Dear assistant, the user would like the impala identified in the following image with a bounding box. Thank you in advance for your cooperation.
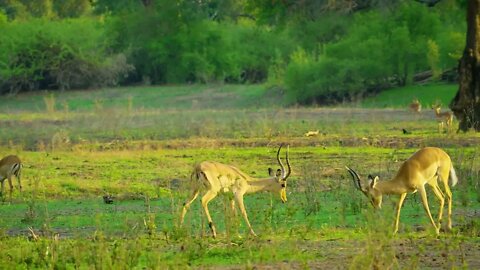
[0,155,23,200]
[346,147,458,234]
[180,144,291,238]
[409,98,422,113]
[304,130,320,137]
[431,104,454,133]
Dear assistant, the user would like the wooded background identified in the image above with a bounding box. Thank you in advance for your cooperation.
[0,0,467,105]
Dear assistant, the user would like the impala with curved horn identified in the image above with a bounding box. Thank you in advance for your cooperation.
[346,147,458,234]
[180,144,291,238]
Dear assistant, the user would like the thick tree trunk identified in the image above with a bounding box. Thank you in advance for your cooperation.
[450,0,480,132]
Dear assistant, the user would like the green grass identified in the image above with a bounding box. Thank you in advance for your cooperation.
[361,83,457,108]
[0,83,479,269]
[0,145,478,268]
[0,83,458,113]
[2,104,478,149]
[0,84,280,113]
[0,83,461,148]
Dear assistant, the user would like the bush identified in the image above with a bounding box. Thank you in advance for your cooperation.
[284,49,362,104]
[0,18,132,94]
[106,2,295,85]
[283,2,465,104]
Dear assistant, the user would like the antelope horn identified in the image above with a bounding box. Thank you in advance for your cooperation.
[277,144,286,179]
[345,166,362,191]
[283,145,291,180]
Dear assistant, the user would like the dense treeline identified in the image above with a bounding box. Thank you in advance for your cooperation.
[0,0,465,104]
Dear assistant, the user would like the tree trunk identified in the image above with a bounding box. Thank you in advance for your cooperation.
[450,0,480,132]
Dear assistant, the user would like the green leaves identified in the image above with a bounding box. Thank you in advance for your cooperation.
[0,18,133,93]
[283,2,465,104]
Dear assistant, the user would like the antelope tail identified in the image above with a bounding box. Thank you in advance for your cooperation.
[450,165,458,187]
[11,163,22,178]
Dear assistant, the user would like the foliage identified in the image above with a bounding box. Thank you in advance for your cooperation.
[0,0,91,19]
[106,2,294,84]
[0,0,468,104]
[0,18,132,94]
[284,2,465,104]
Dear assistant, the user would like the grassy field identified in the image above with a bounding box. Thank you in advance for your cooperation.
[361,83,457,108]
[0,84,281,113]
[0,84,479,269]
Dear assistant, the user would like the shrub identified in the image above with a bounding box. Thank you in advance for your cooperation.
[106,2,294,85]
[0,18,132,94]
[282,2,464,104]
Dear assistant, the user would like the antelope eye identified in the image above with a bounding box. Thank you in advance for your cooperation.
[281,183,286,188]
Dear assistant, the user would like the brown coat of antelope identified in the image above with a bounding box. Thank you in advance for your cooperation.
[180,144,291,238]
[431,104,454,133]
[0,155,23,200]
[409,98,422,113]
[346,147,458,235]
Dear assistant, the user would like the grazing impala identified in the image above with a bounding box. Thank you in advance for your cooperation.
[180,144,291,238]
[304,130,320,137]
[409,98,422,113]
[431,104,454,133]
[0,155,22,200]
[346,147,457,234]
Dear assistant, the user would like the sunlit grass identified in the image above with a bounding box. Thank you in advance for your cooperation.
[361,83,457,108]
[0,84,278,113]
[0,84,478,268]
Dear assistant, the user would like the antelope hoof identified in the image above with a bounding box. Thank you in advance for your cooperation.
[208,222,217,238]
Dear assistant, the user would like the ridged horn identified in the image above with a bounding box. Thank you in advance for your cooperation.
[283,145,291,180]
[277,144,285,179]
[345,166,363,191]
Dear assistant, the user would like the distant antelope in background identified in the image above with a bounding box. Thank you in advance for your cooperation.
[0,155,22,201]
[304,130,320,137]
[180,144,291,238]
[431,103,454,133]
[409,98,422,113]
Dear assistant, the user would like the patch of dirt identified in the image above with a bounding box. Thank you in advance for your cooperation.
[65,135,480,152]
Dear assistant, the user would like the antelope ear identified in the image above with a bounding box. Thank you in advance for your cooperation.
[369,175,379,189]
[276,169,282,177]
[268,168,274,177]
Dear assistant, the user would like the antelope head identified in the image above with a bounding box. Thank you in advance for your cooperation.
[268,144,291,203]
[430,101,442,113]
[345,166,382,209]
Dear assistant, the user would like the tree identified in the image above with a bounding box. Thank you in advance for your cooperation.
[449,0,480,131]
[54,0,91,18]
